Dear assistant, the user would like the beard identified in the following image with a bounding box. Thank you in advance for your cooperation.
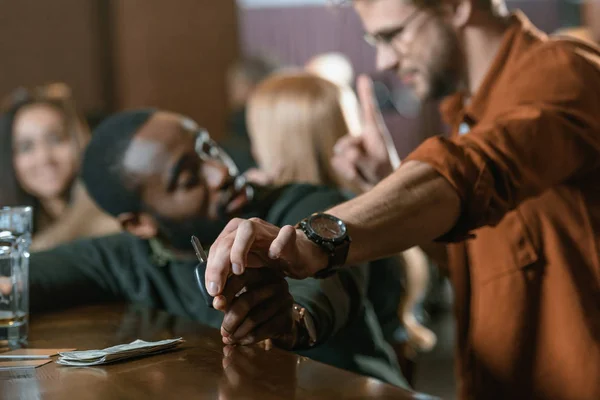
[142,181,262,252]
[427,68,460,101]
[421,21,464,101]
[150,211,229,252]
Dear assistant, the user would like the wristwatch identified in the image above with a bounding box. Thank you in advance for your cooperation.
[297,213,351,279]
[292,304,317,349]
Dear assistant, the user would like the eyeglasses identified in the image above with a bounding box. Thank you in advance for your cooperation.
[194,129,240,177]
[363,9,421,48]
[194,129,254,202]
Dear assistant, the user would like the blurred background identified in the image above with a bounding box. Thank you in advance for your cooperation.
[0,0,587,150]
[0,1,591,398]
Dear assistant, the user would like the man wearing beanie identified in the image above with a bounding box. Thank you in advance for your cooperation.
[26,109,407,387]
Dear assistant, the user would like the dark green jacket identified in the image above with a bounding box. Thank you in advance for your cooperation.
[30,184,407,387]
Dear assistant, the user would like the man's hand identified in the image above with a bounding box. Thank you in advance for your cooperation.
[331,74,399,192]
[211,268,299,349]
[205,218,328,297]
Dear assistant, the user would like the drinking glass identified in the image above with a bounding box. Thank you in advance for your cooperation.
[0,206,32,347]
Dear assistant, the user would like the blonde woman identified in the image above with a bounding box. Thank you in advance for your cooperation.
[245,72,436,359]
[245,73,350,189]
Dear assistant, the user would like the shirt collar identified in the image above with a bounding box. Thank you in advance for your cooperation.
[439,11,543,129]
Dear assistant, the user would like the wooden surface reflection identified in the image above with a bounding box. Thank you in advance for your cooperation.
[0,304,438,399]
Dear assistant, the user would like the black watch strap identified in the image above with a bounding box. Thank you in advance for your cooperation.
[312,236,350,279]
[298,217,351,279]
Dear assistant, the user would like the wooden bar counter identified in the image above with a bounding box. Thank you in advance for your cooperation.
[0,304,439,399]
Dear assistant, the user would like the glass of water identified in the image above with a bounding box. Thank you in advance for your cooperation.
[0,206,32,347]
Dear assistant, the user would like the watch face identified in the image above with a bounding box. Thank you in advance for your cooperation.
[308,214,346,241]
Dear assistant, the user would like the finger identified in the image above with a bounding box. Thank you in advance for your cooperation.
[357,74,384,132]
[357,76,401,169]
[216,217,245,241]
[331,138,364,184]
[216,269,282,312]
[237,309,293,346]
[213,295,227,311]
[221,280,288,340]
[206,233,235,296]
[331,155,373,192]
[354,155,383,185]
[331,154,358,182]
[230,219,258,275]
[337,143,363,167]
[213,275,248,313]
[268,225,296,260]
[354,166,377,192]
[230,293,293,341]
[333,134,362,155]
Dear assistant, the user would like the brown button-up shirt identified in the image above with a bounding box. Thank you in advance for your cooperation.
[406,12,600,400]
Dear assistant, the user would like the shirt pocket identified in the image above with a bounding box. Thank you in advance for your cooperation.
[477,209,542,286]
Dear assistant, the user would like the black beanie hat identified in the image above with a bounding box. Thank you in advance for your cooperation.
[81,109,156,217]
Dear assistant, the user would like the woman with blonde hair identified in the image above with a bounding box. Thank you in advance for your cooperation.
[0,83,120,250]
[246,72,351,189]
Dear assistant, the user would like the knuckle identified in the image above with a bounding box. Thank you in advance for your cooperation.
[238,298,252,316]
[222,316,235,331]
[224,218,242,231]
[281,225,295,236]
[245,315,257,329]
[270,244,282,255]
[228,308,244,324]
[239,220,255,234]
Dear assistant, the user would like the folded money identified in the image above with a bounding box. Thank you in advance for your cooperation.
[56,338,183,366]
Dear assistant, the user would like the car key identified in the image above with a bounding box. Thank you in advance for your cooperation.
[191,236,214,308]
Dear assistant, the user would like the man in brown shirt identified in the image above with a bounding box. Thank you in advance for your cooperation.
[205,1,600,399]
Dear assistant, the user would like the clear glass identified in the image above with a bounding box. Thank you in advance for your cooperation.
[0,206,32,347]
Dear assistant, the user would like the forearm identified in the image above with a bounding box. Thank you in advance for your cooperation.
[31,190,120,251]
[30,258,120,312]
[29,244,125,312]
[328,160,461,265]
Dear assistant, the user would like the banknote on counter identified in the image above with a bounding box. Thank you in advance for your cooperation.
[56,338,184,366]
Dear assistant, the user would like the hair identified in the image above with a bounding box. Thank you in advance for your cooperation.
[80,109,156,217]
[338,0,507,14]
[0,83,90,228]
[247,73,350,188]
[228,54,280,87]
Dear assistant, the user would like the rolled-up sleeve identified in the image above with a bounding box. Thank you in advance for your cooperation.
[405,44,600,242]
[288,266,366,344]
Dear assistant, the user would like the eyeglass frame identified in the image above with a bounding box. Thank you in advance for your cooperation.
[363,8,421,48]
[193,129,254,201]
[194,128,240,177]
